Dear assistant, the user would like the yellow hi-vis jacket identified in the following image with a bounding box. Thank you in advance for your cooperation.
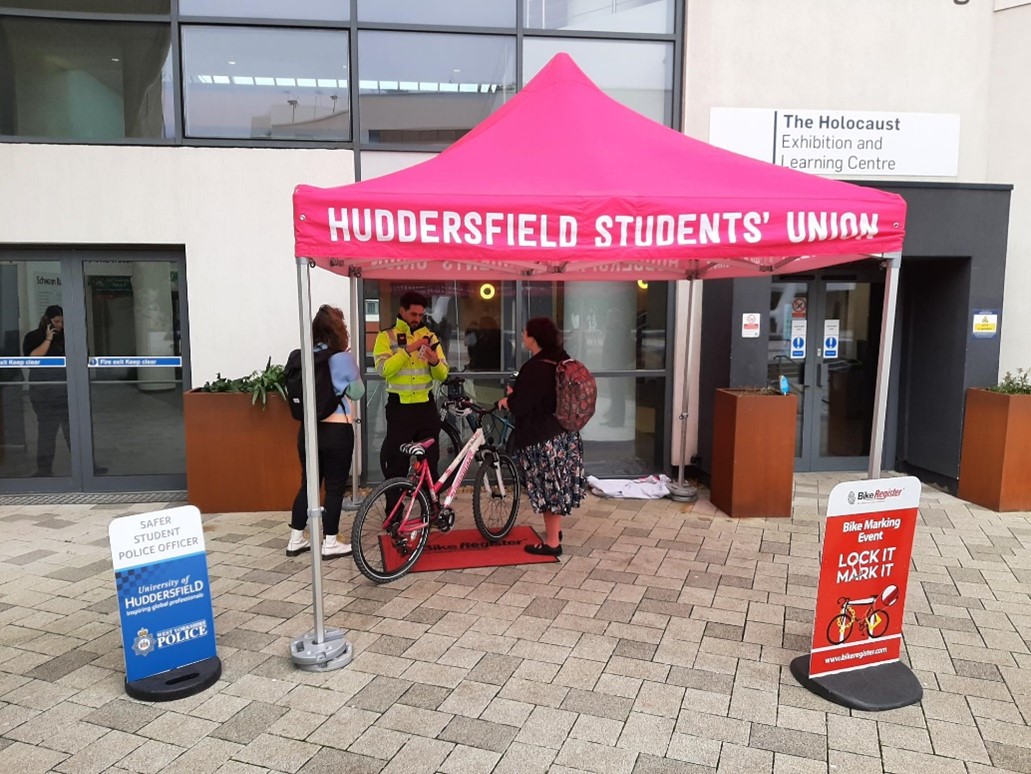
[373,318,449,404]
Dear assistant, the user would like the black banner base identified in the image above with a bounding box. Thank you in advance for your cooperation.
[790,655,922,711]
[125,656,222,702]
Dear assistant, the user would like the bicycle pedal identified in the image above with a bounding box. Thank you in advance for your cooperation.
[435,507,456,532]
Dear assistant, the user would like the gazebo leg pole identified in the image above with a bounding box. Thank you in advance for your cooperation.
[289,258,352,672]
[342,276,362,511]
[668,278,698,502]
[867,252,902,480]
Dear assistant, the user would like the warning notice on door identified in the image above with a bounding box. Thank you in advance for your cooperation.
[808,477,920,678]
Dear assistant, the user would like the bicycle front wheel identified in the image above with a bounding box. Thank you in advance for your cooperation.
[472,451,521,541]
[352,478,431,584]
[866,609,890,638]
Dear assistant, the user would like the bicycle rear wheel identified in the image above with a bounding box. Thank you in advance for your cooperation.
[472,450,521,541]
[826,614,853,645]
[352,478,431,583]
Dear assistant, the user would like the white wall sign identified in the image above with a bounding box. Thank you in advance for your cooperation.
[972,311,998,338]
[791,319,807,360]
[709,108,960,178]
[824,320,840,358]
[742,312,760,338]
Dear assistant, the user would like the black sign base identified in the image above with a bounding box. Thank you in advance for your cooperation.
[125,656,222,702]
[790,655,922,711]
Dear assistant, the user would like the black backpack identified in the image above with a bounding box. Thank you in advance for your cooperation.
[284,348,343,421]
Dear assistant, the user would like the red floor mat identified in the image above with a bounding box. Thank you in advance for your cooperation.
[380,525,559,573]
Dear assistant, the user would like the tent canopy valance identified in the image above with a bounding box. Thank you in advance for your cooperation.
[292,54,906,280]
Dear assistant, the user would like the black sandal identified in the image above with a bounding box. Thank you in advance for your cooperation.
[525,542,562,557]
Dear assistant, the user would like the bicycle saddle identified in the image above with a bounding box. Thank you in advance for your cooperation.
[400,439,436,458]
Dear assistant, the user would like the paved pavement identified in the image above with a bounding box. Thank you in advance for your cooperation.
[1,472,1030,774]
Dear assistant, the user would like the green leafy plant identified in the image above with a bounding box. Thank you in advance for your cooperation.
[988,368,1031,395]
[201,357,287,407]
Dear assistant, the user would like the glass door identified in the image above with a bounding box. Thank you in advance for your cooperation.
[769,266,884,471]
[83,260,186,486]
[0,259,73,484]
[0,253,188,493]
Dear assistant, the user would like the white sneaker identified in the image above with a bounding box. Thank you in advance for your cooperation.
[322,535,353,559]
[286,529,311,557]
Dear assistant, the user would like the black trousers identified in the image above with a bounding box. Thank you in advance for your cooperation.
[30,386,69,475]
[291,423,354,536]
[380,396,441,480]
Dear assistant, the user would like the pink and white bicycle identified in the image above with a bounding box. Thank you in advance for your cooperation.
[351,400,521,583]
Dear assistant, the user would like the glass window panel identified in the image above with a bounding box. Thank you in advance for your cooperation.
[362,279,517,375]
[179,0,347,21]
[584,376,664,476]
[523,38,673,126]
[182,26,350,140]
[0,260,70,480]
[358,30,515,148]
[357,0,514,27]
[768,281,806,457]
[520,281,667,371]
[525,0,674,34]
[0,1,169,12]
[0,18,173,140]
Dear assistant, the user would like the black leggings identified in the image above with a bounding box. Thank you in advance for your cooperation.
[290,423,354,536]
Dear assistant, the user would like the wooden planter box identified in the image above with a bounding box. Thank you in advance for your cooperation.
[710,388,797,518]
[958,388,1031,511]
[184,390,300,513]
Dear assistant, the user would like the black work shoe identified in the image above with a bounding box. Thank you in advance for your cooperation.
[525,542,562,557]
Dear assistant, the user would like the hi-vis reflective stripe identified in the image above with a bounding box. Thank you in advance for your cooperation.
[390,382,427,393]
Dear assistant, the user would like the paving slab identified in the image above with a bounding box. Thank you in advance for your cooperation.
[1,474,1030,772]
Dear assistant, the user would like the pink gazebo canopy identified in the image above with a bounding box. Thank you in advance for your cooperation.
[293,54,906,280]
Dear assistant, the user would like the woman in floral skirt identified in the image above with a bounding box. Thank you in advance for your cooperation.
[498,317,587,556]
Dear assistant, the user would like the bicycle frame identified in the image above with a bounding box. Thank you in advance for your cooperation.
[391,425,504,539]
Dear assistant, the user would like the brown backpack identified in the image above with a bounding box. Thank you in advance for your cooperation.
[544,358,597,432]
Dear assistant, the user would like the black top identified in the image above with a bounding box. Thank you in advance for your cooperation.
[22,328,66,382]
[506,347,568,451]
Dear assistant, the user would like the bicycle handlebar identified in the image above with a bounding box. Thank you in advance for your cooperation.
[455,398,499,416]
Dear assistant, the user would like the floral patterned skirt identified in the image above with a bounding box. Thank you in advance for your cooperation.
[513,431,587,516]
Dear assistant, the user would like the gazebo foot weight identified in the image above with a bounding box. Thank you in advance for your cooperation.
[341,499,361,512]
[789,655,922,711]
[125,656,222,702]
[667,484,698,502]
[291,629,353,672]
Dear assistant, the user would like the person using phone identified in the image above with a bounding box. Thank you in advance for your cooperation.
[373,291,449,479]
[21,305,69,477]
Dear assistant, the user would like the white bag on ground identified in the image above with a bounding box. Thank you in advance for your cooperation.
[587,474,671,499]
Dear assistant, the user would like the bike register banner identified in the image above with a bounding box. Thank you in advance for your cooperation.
[109,505,217,684]
[809,477,920,678]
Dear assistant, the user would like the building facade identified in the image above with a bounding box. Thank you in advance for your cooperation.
[0,0,1026,495]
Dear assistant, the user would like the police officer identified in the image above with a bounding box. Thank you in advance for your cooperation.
[374,291,449,479]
